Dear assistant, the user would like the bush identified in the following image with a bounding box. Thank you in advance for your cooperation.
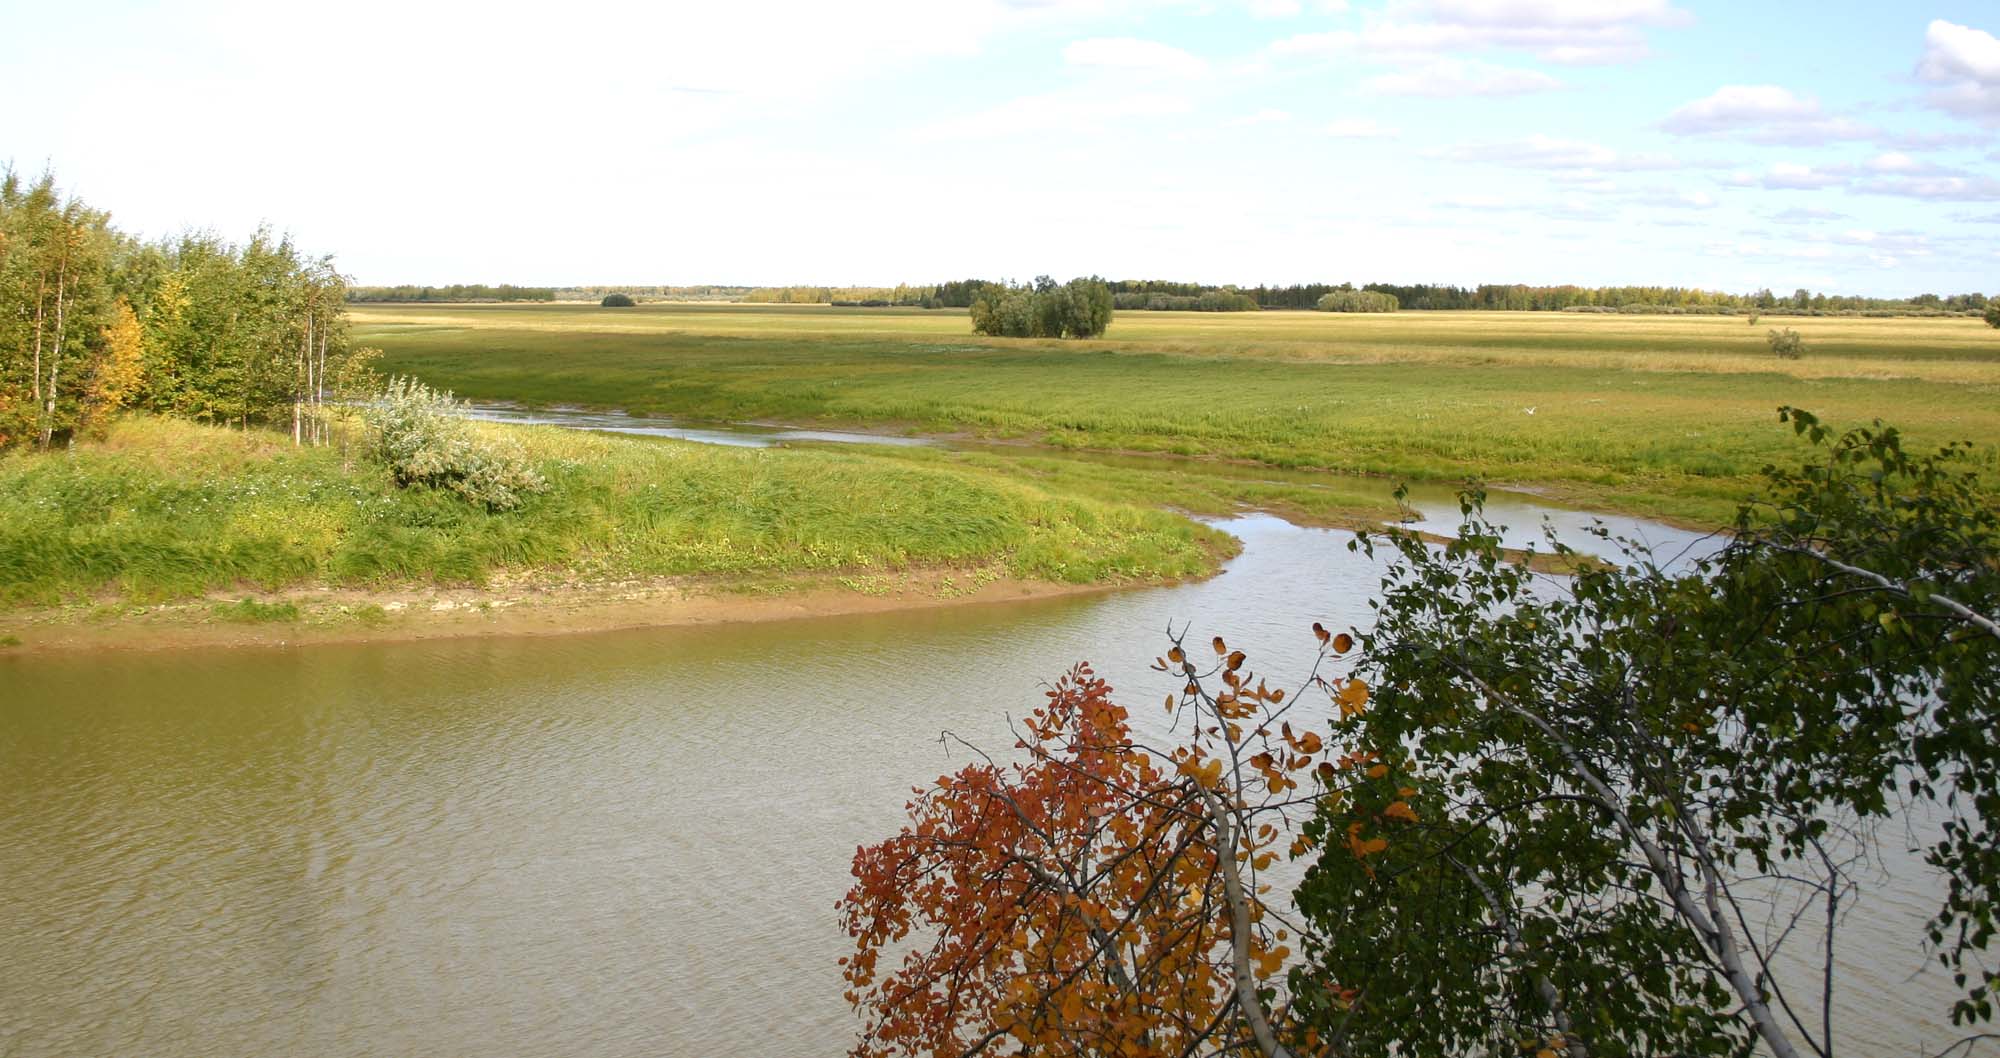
[969,276,1114,338]
[1316,289,1399,313]
[1986,303,2000,329]
[600,293,636,307]
[1768,327,1805,359]
[363,377,546,511]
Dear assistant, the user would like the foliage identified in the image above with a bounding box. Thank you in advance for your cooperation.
[0,166,364,450]
[0,169,117,448]
[1986,303,2000,329]
[969,276,1115,339]
[1298,411,1999,1057]
[1315,290,1399,313]
[839,633,1369,1058]
[1770,326,1806,359]
[81,298,147,436]
[1114,290,1260,312]
[600,293,636,307]
[0,415,1227,606]
[363,377,547,511]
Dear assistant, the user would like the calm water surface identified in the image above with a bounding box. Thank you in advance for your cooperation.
[0,488,1967,1056]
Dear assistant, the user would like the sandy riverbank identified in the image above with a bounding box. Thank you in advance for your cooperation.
[0,568,1144,655]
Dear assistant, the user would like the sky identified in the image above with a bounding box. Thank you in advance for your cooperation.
[4,0,1999,295]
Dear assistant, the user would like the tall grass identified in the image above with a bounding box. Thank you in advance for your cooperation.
[0,417,1228,607]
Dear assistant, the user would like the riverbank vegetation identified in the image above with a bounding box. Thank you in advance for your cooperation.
[0,415,1228,608]
[841,415,2000,1058]
[354,302,2000,525]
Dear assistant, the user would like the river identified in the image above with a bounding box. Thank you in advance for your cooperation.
[0,418,1971,1057]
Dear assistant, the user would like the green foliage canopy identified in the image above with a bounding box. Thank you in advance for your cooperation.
[968,276,1114,339]
[1297,411,2000,1056]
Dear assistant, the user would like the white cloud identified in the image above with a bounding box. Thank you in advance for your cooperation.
[1434,134,1690,171]
[1768,206,1851,224]
[1867,151,1922,173]
[1244,0,1303,16]
[1857,173,2000,202]
[1917,20,2000,124]
[1427,0,1680,27]
[914,89,1193,140]
[1064,37,1209,77]
[1324,117,1398,138]
[1231,108,1292,125]
[1267,0,1684,66]
[1363,59,1560,96]
[1723,162,1847,191]
[1625,188,1717,209]
[1659,84,1874,144]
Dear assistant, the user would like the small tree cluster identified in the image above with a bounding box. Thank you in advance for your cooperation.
[600,293,636,307]
[1985,303,1999,329]
[1315,290,1399,313]
[1,167,369,450]
[1769,326,1805,359]
[363,377,546,512]
[969,276,1114,338]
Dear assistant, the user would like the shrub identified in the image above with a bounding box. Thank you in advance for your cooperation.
[1768,327,1805,359]
[600,293,636,307]
[1316,289,1399,313]
[1986,303,2000,329]
[362,377,546,511]
[969,276,1113,338]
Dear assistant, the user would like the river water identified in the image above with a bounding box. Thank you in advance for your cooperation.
[0,424,1972,1057]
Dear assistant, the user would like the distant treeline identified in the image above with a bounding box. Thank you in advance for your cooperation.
[744,284,935,306]
[352,277,1995,316]
[347,284,556,303]
[561,285,750,302]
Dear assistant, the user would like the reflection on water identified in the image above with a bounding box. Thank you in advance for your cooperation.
[0,514,1961,1056]
[463,403,933,448]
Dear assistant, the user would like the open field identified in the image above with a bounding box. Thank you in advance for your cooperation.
[354,303,2000,523]
[0,416,1227,609]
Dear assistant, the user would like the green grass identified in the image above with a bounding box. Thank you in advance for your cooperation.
[212,597,301,623]
[353,303,2000,524]
[0,416,1229,607]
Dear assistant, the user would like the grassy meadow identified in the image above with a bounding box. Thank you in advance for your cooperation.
[0,416,1227,608]
[354,303,2000,524]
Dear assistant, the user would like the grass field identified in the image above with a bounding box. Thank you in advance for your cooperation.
[353,303,2000,524]
[0,416,1227,607]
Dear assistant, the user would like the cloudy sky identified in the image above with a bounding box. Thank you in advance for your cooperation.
[5,0,1997,294]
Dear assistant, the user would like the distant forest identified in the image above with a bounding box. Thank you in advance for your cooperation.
[348,277,1990,316]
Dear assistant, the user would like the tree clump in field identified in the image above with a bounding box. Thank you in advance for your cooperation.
[841,411,2000,1058]
[1986,303,2000,328]
[0,166,370,451]
[1768,326,1805,359]
[1315,289,1399,313]
[600,293,636,307]
[363,377,546,512]
[969,275,1114,338]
